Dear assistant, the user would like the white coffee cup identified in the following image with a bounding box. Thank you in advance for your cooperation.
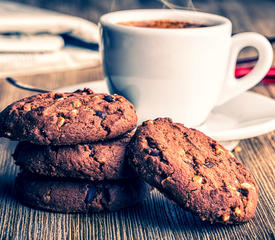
[99,9,273,127]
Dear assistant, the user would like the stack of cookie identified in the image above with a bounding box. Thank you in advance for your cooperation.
[0,89,150,213]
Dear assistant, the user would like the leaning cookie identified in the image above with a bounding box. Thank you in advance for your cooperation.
[15,172,151,213]
[127,118,258,224]
[0,89,137,145]
[13,132,136,181]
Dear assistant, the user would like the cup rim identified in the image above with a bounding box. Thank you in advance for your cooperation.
[100,9,231,34]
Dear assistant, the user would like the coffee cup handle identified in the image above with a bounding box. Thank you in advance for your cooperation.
[217,32,273,106]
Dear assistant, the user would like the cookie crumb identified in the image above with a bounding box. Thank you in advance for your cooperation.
[71,109,78,115]
[234,146,242,153]
[43,195,51,203]
[235,207,241,216]
[222,215,230,222]
[241,182,255,190]
[23,104,32,111]
[57,117,65,128]
[73,101,82,108]
[91,96,100,100]
[193,176,203,184]
[179,149,185,158]
[229,151,235,158]
[215,147,224,155]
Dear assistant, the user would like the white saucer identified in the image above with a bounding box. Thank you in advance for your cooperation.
[56,81,275,150]
[197,91,275,141]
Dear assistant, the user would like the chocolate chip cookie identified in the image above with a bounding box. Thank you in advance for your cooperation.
[127,118,258,224]
[0,89,137,145]
[15,172,151,213]
[14,132,136,181]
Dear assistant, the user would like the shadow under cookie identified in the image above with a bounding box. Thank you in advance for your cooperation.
[15,172,151,213]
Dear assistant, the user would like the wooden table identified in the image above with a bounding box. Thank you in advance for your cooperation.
[0,0,274,239]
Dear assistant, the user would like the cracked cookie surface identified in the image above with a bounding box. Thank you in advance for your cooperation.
[0,89,137,145]
[14,132,136,181]
[15,171,151,213]
[127,118,258,224]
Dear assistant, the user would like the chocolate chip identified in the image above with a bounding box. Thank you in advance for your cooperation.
[85,185,97,203]
[185,161,195,169]
[83,88,94,94]
[36,106,46,115]
[144,148,150,154]
[150,149,160,156]
[146,137,157,148]
[183,132,188,137]
[159,171,168,180]
[75,88,94,95]
[210,143,216,151]
[144,148,160,156]
[103,95,115,102]
[54,94,63,100]
[89,146,95,156]
[204,160,215,168]
[95,110,107,119]
[103,188,111,203]
[237,188,249,197]
[210,189,218,198]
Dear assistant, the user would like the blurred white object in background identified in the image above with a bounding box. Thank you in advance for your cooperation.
[0,35,64,52]
[0,1,100,78]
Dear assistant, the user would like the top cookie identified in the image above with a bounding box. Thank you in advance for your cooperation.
[0,89,137,145]
[127,118,258,224]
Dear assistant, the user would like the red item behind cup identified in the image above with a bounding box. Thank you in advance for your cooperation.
[235,67,275,84]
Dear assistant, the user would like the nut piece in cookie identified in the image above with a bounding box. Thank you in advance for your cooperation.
[127,118,258,224]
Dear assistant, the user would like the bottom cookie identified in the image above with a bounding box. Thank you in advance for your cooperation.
[15,173,151,213]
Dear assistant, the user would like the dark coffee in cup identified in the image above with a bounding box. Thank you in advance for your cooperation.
[118,19,207,29]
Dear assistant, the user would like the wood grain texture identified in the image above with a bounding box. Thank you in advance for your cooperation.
[0,0,274,239]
